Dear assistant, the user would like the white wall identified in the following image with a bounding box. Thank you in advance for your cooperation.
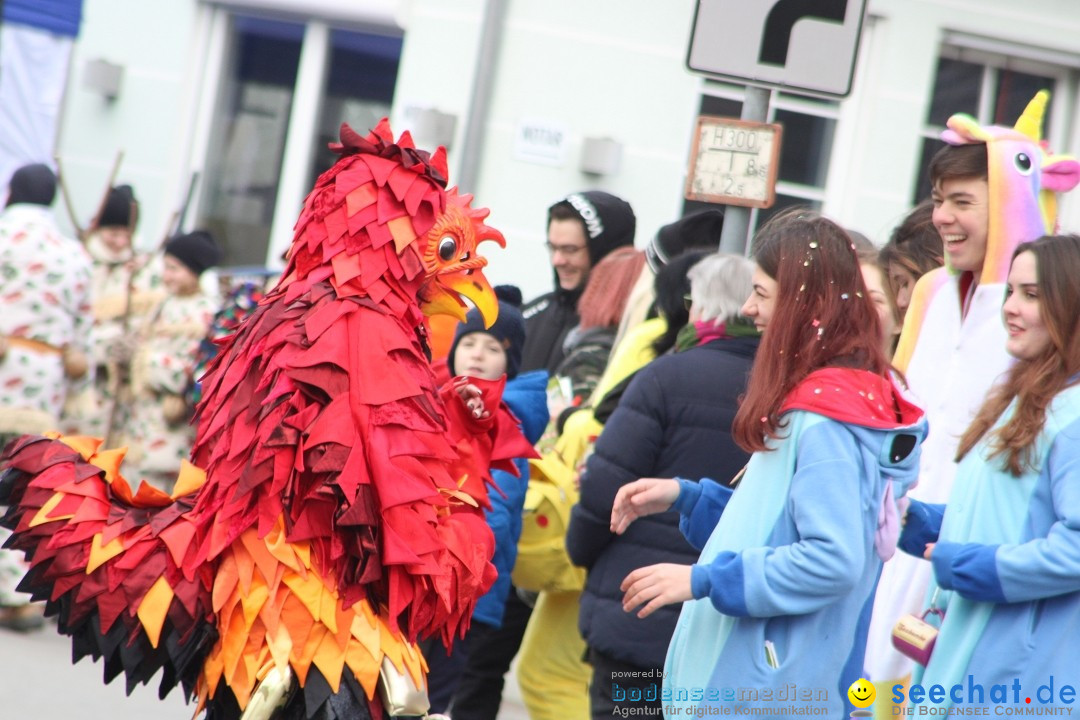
[54,0,207,250]
[392,0,702,301]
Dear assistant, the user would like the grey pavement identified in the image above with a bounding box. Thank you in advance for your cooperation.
[0,622,529,720]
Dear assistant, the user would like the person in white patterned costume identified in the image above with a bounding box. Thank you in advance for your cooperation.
[0,163,92,631]
[120,230,220,492]
[61,184,164,439]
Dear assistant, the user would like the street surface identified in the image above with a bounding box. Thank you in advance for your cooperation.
[0,622,529,720]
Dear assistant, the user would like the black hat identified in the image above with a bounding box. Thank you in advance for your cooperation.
[448,285,526,380]
[6,163,57,208]
[646,210,724,273]
[549,190,636,266]
[97,185,138,229]
[164,230,223,276]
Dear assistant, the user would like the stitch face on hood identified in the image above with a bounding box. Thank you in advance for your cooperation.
[780,367,928,559]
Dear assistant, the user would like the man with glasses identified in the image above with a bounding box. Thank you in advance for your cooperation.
[520,191,636,374]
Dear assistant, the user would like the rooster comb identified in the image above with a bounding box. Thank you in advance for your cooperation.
[330,119,449,189]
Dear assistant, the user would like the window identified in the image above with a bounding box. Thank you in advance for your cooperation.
[200,16,304,267]
[912,47,1067,202]
[307,30,403,191]
[683,83,839,230]
[198,15,403,268]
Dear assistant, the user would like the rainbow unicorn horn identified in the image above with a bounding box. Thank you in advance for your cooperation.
[1014,90,1048,142]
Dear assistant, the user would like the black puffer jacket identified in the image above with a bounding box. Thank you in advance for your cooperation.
[565,335,759,668]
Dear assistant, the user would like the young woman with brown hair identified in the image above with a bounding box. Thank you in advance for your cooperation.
[879,200,944,322]
[898,234,1080,714]
[610,209,927,718]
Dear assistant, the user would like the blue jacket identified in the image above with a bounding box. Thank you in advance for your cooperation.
[666,381,926,718]
[566,336,758,669]
[472,369,549,628]
[899,385,1080,713]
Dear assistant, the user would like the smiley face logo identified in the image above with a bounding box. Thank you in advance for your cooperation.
[848,678,876,708]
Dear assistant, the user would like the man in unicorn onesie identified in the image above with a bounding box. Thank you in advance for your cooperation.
[864,91,1080,715]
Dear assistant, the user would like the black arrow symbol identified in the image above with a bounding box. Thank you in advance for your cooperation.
[759,0,848,67]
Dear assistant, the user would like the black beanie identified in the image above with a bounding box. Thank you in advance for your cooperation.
[6,163,57,207]
[164,230,223,276]
[448,285,526,380]
[549,190,636,266]
[646,209,725,273]
[98,185,138,229]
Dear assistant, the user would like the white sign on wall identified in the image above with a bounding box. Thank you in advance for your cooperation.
[687,0,868,98]
[513,118,569,167]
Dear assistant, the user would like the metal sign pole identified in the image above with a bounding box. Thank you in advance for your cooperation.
[718,85,772,256]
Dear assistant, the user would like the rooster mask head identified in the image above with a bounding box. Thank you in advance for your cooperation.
[279,119,505,327]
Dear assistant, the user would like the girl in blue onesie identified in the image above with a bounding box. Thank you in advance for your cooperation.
[611,209,928,718]
[900,234,1080,714]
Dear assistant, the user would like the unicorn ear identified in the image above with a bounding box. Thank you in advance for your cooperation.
[1041,156,1080,193]
[943,114,992,145]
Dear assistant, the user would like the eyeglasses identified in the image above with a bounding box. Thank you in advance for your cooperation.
[545,241,587,256]
[683,293,694,311]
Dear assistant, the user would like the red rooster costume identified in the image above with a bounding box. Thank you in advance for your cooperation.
[0,121,535,720]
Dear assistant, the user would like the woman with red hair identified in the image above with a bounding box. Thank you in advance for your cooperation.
[611,209,927,718]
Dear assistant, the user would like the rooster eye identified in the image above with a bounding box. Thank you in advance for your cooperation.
[438,236,457,261]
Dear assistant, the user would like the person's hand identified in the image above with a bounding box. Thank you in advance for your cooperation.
[924,543,935,560]
[610,478,681,535]
[106,336,138,366]
[620,563,693,618]
[453,378,489,420]
[161,393,189,426]
[546,395,569,423]
[62,347,89,379]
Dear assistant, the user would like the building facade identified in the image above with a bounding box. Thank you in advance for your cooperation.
[48,0,1080,300]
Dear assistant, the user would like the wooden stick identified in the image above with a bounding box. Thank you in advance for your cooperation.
[53,154,85,240]
[86,150,126,237]
[173,170,201,237]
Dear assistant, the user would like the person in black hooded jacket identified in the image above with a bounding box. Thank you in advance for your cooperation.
[566,252,760,720]
[520,191,636,375]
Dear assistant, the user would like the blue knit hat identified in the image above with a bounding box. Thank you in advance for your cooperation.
[448,285,526,379]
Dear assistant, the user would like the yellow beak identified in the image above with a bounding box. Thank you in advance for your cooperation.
[421,268,499,328]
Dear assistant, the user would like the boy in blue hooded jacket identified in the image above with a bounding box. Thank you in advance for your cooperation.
[424,285,549,713]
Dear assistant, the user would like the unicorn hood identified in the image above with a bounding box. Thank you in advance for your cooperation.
[894,92,1080,373]
[941,90,1080,285]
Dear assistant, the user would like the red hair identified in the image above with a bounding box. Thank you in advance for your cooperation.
[577,246,647,329]
[733,209,892,452]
